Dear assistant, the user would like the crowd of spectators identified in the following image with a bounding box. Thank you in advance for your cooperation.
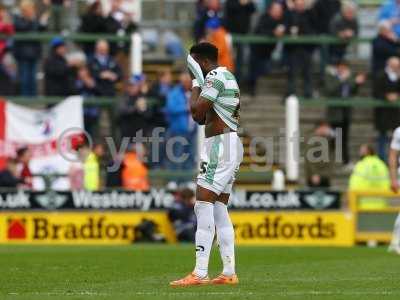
[194,0,361,97]
[0,0,198,173]
[2,0,400,181]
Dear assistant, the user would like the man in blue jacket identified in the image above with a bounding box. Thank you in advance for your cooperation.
[165,72,197,170]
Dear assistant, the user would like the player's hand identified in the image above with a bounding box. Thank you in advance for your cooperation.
[391,180,399,193]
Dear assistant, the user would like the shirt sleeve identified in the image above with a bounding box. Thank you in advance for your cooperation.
[200,73,224,102]
[390,127,400,151]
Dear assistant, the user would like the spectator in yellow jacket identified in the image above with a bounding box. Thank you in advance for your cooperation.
[349,144,390,209]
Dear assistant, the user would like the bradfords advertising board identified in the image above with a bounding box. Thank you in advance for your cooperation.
[1,212,176,244]
[0,211,354,246]
[0,189,341,210]
[231,212,355,246]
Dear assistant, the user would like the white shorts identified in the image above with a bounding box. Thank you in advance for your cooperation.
[197,132,243,195]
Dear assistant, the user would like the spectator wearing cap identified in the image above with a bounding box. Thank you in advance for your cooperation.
[223,0,256,82]
[379,0,400,38]
[165,72,197,170]
[324,60,366,165]
[329,1,358,63]
[44,37,75,96]
[372,21,400,77]
[205,17,235,72]
[118,74,153,139]
[13,0,49,96]
[88,39,122,96]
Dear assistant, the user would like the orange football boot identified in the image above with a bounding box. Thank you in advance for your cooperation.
[170,272,210,287]
[211,274,239,285]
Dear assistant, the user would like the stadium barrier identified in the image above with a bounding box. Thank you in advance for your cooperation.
[286,96,400,182]
[348,191,400,244]
[0,188,355,246]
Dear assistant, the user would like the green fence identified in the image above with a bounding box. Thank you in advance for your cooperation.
[299,98,400,108]
[2,32,375,46]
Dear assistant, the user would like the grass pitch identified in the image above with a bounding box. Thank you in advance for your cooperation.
[0,245,399,300]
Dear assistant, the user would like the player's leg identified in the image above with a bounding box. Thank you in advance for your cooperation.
[389,213,400,254]
[192,186,218,277]
[170,186,219,286]
[211,192,238,285]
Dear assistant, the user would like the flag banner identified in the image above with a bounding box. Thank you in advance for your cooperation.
[0,97,84,190]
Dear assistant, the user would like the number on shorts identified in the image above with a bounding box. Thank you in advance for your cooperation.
[200,161,208,175]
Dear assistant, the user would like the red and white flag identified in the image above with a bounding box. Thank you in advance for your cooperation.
[0,96,84,190]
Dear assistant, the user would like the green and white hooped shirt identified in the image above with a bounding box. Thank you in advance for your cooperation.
[200,67,240,131]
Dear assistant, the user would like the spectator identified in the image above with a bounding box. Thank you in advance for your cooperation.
[118,75,153,139]
[285,0,315,98]
[16,147,32,188]
[0,159,24,188]
[81,141,100,191]
[168,188,196,242]
[324,60,366,165]
[148,70,172,166]
[374,56,400,161]
[205,17,235,72]
[13,0,48,96]
[121,143,149,191]
[312,0,341,35]
[224,0,256,82]
[379,0,400,38]
[304,121,336,188]
[104,0,137,54]
[88,39,122,96]
[79,1,106,56]
[329,1,358,63]
[0,5,15,95]
[349,144,390,209]
[165,72,197,170]
[68,144,85,191]
[149,69,173,112]
[93,143,106,189]
[44,37,75,96]
[247,1,286,95]
[75,66,101,137]
[372,21,400,77]
[311,0,341,83]
[43,0,71,32]
[194,0,222,41]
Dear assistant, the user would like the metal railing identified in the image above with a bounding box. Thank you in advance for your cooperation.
[1,32,375,45]
[298,98,400,108]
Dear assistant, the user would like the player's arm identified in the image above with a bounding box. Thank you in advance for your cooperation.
[190,85,212,124]
[389,148,399,193]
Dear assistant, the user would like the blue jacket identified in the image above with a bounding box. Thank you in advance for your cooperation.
[379,0,400,37]
[165,85,190,134]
